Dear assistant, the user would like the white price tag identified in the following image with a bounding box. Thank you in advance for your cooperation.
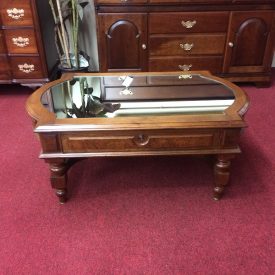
[119,76,133,87]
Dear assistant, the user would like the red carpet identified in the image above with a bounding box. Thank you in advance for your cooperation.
[0,77,275,274]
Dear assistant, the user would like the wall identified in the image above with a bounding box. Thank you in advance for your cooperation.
[79,0,99,71]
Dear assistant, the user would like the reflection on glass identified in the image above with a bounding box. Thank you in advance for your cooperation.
[41,74,235,119]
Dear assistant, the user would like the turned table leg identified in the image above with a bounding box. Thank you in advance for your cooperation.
[213,154,235,201]
[49,160,68,204]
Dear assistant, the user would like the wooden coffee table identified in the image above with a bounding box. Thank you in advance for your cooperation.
[26,71,249,203]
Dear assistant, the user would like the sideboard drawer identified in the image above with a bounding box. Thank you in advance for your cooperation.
[149,56,223,73]
[103,84,233,101]
[0,1,33,26]
[149,12,229,34]
[61,130,220,153]
[150,34,226,56]
[4,29,38,54]
[10,56,45,79]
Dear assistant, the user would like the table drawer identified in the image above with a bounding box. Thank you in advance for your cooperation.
[4,29,38,54]
[149,12,229,34]
[149,56,223,73]
[10,56,45,79]
[0,56,11,80]
[61,130,220,153]
[150,34,226,56]
[0,1,33,26]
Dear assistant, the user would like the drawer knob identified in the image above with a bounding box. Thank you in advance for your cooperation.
[6,8,25,20]
[228,42,234,48]
[133,134,149,146]
[18,63,35,74]
[12,37,30,48]
[180,43,194,51]
[178,64,192,71]
[142,44,147,50]
[181,20,197,29]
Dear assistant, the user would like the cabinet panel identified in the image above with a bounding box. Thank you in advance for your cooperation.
[0,30,6,53]
[97,13,147,71]
[0,56,11,80]
[4,29,38,54]
[149,12,229,34]
[224,11,275,73]
[150,34,226,56]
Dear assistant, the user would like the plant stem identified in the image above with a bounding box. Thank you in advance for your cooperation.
[71,0,79,68]
[56,0,71,68]
[49,0,66,60]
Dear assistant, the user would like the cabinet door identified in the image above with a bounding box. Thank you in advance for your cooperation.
[97,13,147,72]
[224,11,275,74]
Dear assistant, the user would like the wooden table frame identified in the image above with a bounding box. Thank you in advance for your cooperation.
[26,71,249,203]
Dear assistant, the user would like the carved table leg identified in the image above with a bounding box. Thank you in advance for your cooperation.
[213,154,235,201]
[48,159,68,204]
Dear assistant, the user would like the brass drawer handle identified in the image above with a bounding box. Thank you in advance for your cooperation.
[180,43,194,51]
[181,20,197,29]
[12,37,30,47]
[179,74,192,80]
[133,134,149,146]
[18,63,35,73]
[120,88,133,96]
[178,64,192,71]
[7,8,25,20]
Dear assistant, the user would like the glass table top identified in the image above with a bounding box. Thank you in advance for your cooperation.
[41,73,235,119]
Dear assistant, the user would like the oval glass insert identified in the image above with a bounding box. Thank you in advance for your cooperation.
[41,73,235,119]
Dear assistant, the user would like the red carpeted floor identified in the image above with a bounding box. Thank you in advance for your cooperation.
[0,77,275,274]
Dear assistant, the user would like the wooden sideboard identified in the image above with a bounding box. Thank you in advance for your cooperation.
[0,0,57,86]
[94,0,275,86]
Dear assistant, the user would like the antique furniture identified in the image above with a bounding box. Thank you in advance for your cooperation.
[26,71,249,203]
[94,0,275,86]
[0,0,57,86]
